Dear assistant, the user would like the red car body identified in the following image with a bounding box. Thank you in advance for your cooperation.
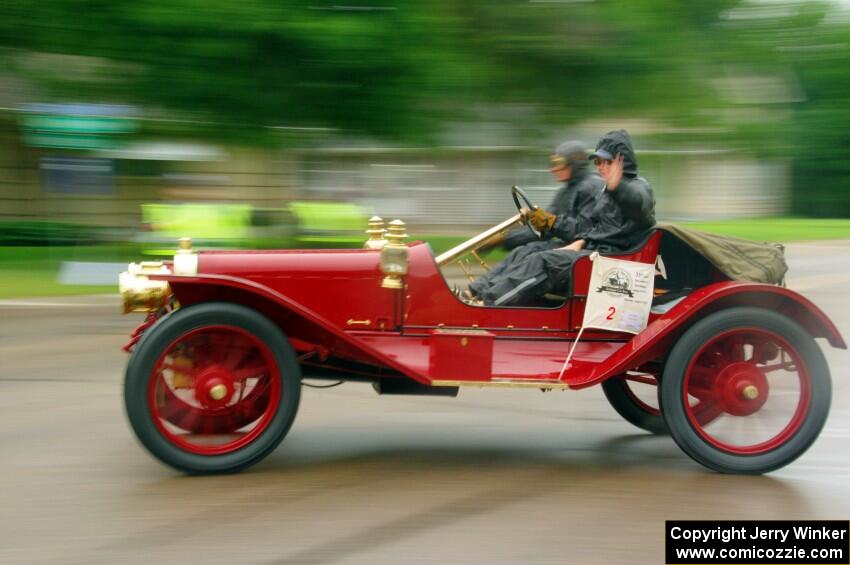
[143,235,843,388]
[121,227,844,475]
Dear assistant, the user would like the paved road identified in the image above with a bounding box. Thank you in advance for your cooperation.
[2,242,850,564]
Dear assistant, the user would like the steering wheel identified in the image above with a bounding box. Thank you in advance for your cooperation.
[511,185,542,239]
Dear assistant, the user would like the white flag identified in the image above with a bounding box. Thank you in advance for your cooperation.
[582,253,656,334]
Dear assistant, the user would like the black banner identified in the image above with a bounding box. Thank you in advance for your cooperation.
[666,520,849,564]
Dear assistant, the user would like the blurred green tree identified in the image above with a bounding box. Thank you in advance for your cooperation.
[0,1,478,141]
[0,0,741,142]
[786,15,850,216]
[704,1,850,216]
[1,0,849,216]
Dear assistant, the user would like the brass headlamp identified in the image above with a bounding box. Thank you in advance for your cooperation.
[119,237,196,314]
[119,261,171,314]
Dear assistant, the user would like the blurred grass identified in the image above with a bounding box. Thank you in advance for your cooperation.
[682,218,850,242]
[1,218,849,298]
[0,245,141,298]
[420,218,850,256]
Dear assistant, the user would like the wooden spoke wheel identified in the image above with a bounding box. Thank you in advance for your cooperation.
[660,307,830,474]
[125,303,300,474]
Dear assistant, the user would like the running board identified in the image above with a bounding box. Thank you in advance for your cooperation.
[430,379,570,390]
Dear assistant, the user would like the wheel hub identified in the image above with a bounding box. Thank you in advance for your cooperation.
[741,384,759,400]
[715,362,769,416]
[209,383,228,400]
[195,366,234,408]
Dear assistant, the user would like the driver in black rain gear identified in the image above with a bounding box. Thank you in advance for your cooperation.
[470,129,655,307]
[467,140,603,298]
[503,140,603,250]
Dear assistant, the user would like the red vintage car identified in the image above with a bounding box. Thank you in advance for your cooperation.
[119,188,844,475]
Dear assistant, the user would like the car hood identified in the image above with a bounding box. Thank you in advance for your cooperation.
[197,247,383,278]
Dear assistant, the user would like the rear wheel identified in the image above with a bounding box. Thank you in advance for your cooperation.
[601,373,667,434]
[660,307,830,474]
[125,302,300,474]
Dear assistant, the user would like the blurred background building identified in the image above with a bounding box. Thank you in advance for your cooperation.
[0,0,847,248]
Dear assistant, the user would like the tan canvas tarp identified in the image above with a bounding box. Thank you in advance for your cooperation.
[656,222,787,284]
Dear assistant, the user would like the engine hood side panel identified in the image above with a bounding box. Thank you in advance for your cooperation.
[154,271,430,384]
[196,249,396,332]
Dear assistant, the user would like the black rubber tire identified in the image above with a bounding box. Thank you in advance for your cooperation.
[601,376,668,435]
[660,307,831,474]
[124,302,301,474]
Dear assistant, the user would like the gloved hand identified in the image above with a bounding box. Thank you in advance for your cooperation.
[523,207,557,233]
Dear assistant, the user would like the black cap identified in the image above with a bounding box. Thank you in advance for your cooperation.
[588,148,614,161]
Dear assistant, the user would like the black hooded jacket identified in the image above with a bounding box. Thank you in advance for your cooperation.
[579,130,655,251]
[503,159,603,249]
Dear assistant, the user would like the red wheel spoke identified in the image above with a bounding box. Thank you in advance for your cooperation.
[750,340,765,363]
[244,393,270,418]
[761,361,796,374]
[158,391,193,422]
[690,365,715,382]
[233,364,268,380]
[244,376,273,399]
[195,332,230,364]
[159,363,199,379]
[223,348,246,370]
[209,338,227,364]
[199,413,217,435]
[174,409,203,433]
[726,336,746,362]
[687,384,714,400]
[190,341,215,369]
[702,346,728,368]
[692,400,723,426]
[221,335,251,370]
[212,414,239,434]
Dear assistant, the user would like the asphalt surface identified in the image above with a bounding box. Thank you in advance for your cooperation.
[2,242,850,564]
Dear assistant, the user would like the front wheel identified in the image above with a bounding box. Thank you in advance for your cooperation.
[660,307,830,474]
[124,302,301,474]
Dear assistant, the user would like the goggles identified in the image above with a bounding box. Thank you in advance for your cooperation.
[549,155,567,169]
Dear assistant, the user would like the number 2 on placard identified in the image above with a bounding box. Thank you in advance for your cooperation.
[606,306,616,320]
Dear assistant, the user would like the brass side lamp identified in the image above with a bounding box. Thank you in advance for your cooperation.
[380,220,409,289]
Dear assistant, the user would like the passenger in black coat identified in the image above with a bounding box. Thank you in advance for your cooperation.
[471,130,655,306]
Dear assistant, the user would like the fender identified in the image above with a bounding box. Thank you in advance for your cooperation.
[150,273,431,384]
[570,281,845,389]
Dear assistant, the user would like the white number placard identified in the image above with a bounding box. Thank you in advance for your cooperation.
[582,253,656,334]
